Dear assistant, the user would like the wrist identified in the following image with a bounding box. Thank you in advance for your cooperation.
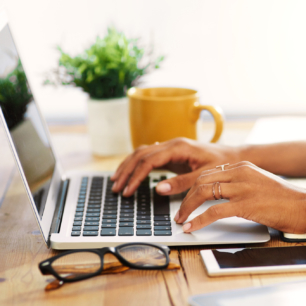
[237,145,263,167]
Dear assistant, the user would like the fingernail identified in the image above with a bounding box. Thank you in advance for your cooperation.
[123,186,129,196]
[174,210,180,222]
[183,223,191,232]
[111,181,117,191]
[110,174,116,180]
[156,182,171,194]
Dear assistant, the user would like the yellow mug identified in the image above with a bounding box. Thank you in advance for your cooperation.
[127,87,224,149]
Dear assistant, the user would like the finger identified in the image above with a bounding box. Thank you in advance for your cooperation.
[183,169,235,203]
[111,145,148,181]
[182,201,238,232]
[112,143,166,192]
[199,161,257,176]
[122,147,177,196]
[177,182,233,223]
[185,162,257,201]
[156,169,203,195]
[110,152,138,181]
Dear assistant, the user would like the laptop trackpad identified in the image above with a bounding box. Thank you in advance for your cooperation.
[172,200,270,244]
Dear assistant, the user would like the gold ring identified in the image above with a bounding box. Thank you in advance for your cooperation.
[212,183,217,200]
[216,163,229,171]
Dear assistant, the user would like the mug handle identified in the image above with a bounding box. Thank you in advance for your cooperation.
[191,102,224,143]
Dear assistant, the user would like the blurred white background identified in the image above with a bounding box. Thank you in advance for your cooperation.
[1,0,306,122]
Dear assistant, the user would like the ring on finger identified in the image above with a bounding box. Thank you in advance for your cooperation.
[216,163,230,171]
[212,182,217,200]
[217,182,223,199]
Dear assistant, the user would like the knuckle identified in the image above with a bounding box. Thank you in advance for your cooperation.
[172,137,188,146]
[174,175,186,189]
[196,184,208,196]
[207,205,222,219]
[134,145,147,152]
[139,156,149,166]
[239,161,254,167]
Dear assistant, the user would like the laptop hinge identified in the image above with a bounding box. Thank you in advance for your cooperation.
[47,179,70,247]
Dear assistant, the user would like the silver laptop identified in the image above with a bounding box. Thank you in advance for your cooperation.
[0,10,270,249]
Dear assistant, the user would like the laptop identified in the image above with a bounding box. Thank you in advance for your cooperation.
[0,9,270,249]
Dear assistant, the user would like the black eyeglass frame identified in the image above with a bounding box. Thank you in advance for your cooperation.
[39,243,170,283]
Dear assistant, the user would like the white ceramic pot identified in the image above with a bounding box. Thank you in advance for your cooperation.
[87,97,132,156]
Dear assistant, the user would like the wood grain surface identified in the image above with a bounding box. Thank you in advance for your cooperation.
[1,122,306,306]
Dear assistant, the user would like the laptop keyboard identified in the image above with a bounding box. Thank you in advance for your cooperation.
[71,176,172,237]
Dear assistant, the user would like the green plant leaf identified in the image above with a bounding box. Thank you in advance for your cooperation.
[45,27,165,99]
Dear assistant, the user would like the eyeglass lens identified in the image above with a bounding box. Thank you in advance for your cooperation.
[51,252,101,280]
[117,244,167,267]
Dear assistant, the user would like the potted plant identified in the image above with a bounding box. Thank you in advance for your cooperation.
[46,27,164,155]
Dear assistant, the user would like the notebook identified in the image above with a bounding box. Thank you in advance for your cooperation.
[0,9,270,249]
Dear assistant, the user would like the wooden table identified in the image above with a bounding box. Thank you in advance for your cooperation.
[1,122,306,306]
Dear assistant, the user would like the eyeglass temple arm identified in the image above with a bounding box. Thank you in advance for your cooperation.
[41,257,176,276]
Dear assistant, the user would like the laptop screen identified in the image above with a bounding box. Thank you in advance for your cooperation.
[0,24,56,219]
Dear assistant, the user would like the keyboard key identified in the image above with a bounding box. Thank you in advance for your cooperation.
[121,204,134,209]
[101,229,116,236]
[119,222,134,227]
[154,231,172,236]
[104,210,117,215]
[86,213,100,217]
[119,227,134,236]
[74,217,83,221]
[104,203,118,207]
[71,231,81,236]
[102,219,117,224]
[89,197,102,201]
[101,214,117,219]
[83,226,99,231]
[120,213,134,218]
[87,208,101,212]
[76,208,84,212]
[87,206,101,210]
[119,218,134,222]
[73,221,82,226]
[83,231,98,236]
[85,217,100,221]
[85,221,99,226]
[154,226,172,231]
[104,198,118,203]
[154,216,170,221]
[153,188,170,215]
[137,224,152,229]
[101,223,116,228]
[88,200,101,204]
[75,212,83,216]
[137,211,151,215]
[136,230,152,236]
[137,220,151,225]
[72,226,81,231]
[120,209,134,214]
[154,221,171,226]
[137,216,151,220]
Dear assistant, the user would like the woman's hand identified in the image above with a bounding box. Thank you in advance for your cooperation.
[176,161,306,234]
[111,138,241,197]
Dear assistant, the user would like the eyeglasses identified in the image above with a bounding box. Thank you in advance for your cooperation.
[39,243,170,285]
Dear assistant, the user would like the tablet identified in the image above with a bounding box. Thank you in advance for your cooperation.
[201,246,306,276]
